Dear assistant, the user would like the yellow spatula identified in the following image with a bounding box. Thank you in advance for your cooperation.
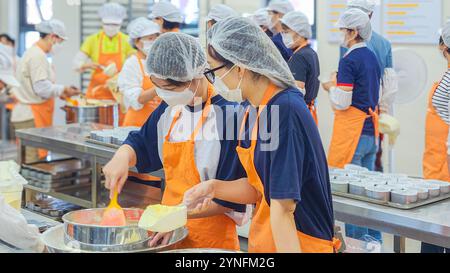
[100,189,127,227]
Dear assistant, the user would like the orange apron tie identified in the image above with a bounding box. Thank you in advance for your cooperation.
[328,106,379,169]
[236,83,339,253]
[30,98,55,159]
[423,82,450,181]
[123,52,162,127]
[308,100,319,126]
[161,85,240,250]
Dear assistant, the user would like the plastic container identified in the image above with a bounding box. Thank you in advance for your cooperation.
[0,161,28,210]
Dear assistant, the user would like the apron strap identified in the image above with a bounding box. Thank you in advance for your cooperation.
[136,53,146,76]
[238,83,279,148]
[368,107,379,139]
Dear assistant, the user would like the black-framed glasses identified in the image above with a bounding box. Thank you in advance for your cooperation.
[204,64,228,84]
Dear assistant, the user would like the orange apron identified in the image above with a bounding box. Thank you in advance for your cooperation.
[123,53,161,127]
[86,32,123,101]
[423,82,450,181]
[328,105,379,169]
[161,85,240,250]
[30,98,55,159]
[237,83,340,253]
[290,43,318,125]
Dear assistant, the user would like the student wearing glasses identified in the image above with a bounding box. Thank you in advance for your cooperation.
[102,32,249,250]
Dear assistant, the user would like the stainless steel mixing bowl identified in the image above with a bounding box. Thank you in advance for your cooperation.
[43,225,189,253]
[62,208,149,246]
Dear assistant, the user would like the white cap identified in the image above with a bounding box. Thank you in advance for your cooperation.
[0,44,20,87]
[148,2,184,23]
[35,19,68,40]
[442,21,450,47]
[250,8,271,27]
[127,17,160,42]
[280,11,312,39]
[98,3,127,25]
[266,0,295,15]
[347,0,378,14]
[206,4,238,22]
[336,8,372,41]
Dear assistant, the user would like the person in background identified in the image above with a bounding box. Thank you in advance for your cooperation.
[103,33,248,250]
[13,20,80,160]
[422,21,450,254]
[118,18,161,128]
[148,2,184,33]
[73,3,134,102]
[342,0,399,173]
[249,8,272,37]
[322,9,381,242]
[0,34,15,48]
[206,4,238,29]
[280,11,320,125]
[0,44,20,95]
[266,0,294,62]
[184,17,339,253]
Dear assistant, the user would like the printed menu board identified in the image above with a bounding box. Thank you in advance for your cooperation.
[382,0,442,44]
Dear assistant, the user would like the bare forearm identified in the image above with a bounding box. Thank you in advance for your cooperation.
[116,145,138,168]
[138,88,157,105]
[270,199,301,253]
[188,202,232,219]
[212,178,259,205]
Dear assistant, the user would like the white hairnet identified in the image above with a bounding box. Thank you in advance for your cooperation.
[147,32,206,82]
[208,16,296,89]
[127,17,160,44]
[280,11,312,39]
[266,0,295,15]
[249,8,270,27]
[0,44,19,87]
[35,19,68,40]
[442,21,450,47]
[336,8,372,41]
[206,4,238,22]
[347,0,378,14]
[148,2,184,23]
[98,3,127,24]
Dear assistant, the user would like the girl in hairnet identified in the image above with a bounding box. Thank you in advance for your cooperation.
[421,21,450,254]
[103,33,248,250]
[184,17,339,253]
[148,2,184,33]
[322,9,381,241]
[280,11,320,125]
[206,4,238,29]
[118,18,161,128]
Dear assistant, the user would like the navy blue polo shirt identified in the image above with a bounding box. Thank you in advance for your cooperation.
[288,45,321,105]
[337,46,381,135]
[271,33,293,62]
[124,95,246,212]
[239,88,335,241]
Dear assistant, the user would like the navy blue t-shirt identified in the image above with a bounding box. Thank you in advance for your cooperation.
[271,33,293,62]
[288,45,321,105]
[124,95,246,212]
[337,46,381,135]
[239,88,335,241]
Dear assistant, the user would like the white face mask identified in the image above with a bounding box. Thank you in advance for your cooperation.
[104,25,121,38]
[213,65,245,103]
[50,42,63,56]
[281,33,295,48]
[340,31,356,49]
[142,40,154,56]
[156,81,200,107]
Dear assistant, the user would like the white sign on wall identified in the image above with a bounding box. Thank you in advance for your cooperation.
[382,0,442,44]
[327,0,443,44]
[328,0,382,43]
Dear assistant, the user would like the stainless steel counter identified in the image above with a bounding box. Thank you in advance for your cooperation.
[15,123,164,208]
[333,196,450,249]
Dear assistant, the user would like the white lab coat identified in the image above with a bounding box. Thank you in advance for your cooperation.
[0,195,44,253]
